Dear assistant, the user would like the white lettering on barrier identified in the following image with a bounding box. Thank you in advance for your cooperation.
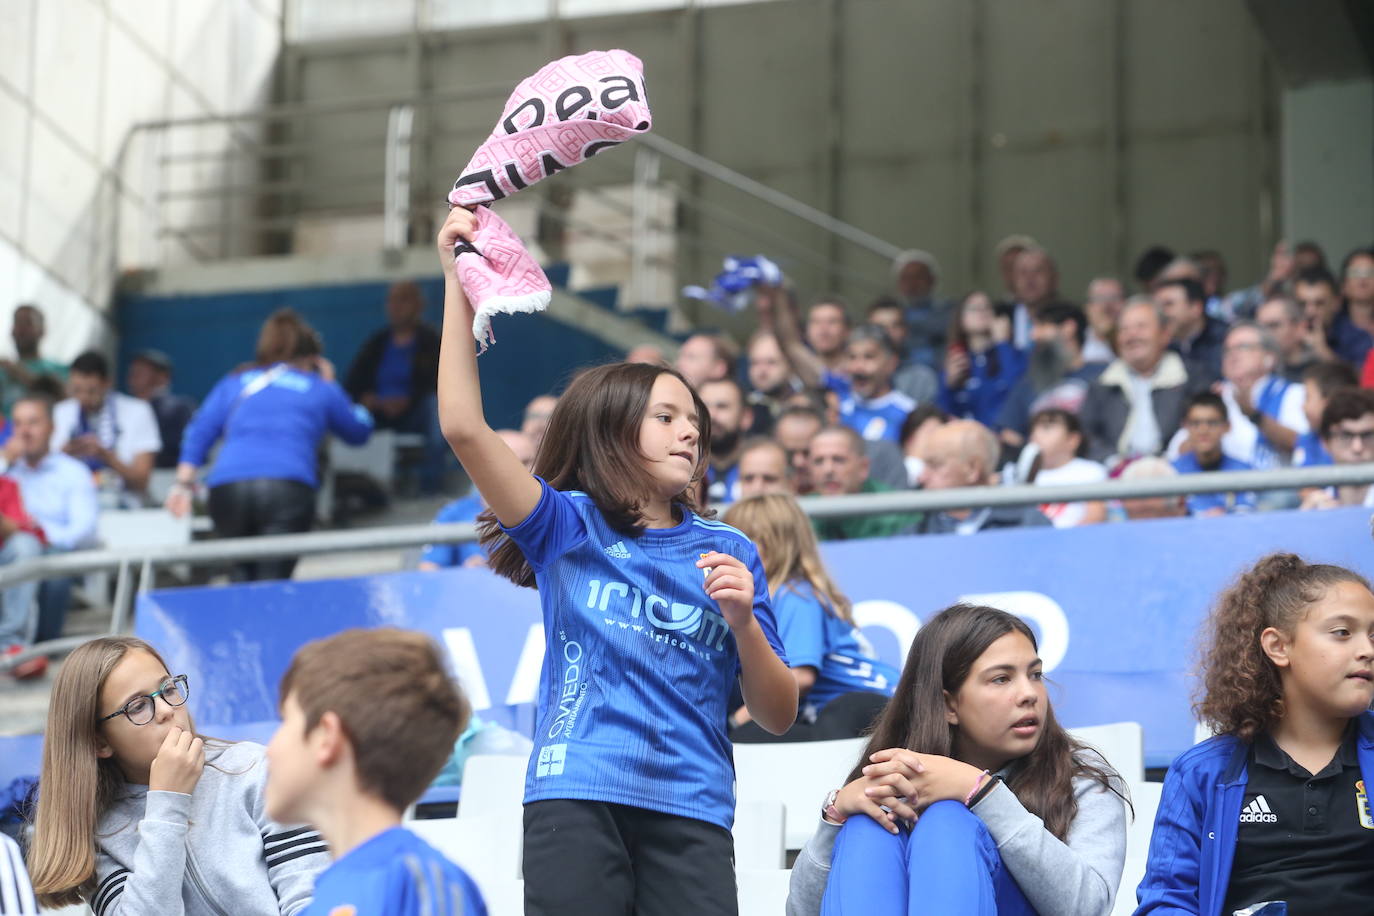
[441,627,493,711]
[852,600,922,660]
[852,592,1070,674]
[504,623,547,706]
[959,591,1070,673]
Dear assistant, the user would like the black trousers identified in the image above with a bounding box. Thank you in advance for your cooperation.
[731,690,890,744]
[208,478,316,582]
[523,799,737,916]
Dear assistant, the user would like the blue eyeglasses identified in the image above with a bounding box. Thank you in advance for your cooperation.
[99,675,190,726]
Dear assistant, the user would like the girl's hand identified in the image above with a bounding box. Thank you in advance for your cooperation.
[314,356,336,383]
[832,766,918,835]
[697,552,754,629]
[149,726,205,795]
[164,486,192,519]
[864,748,985,814]
[437,206,480,276]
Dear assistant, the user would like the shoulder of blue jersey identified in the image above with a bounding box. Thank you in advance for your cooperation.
[691,515,753,546]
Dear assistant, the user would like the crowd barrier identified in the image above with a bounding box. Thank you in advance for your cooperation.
[125,505,1374,769]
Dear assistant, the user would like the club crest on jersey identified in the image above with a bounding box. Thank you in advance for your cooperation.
[1358,780,1374,829]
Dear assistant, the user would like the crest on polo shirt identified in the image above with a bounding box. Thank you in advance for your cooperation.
[1357,780,1374,829]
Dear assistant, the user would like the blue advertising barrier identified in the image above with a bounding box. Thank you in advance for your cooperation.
[119,506,1374,771]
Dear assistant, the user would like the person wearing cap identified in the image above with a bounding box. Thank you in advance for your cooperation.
[891,249,953,369]
[126,349,197,469]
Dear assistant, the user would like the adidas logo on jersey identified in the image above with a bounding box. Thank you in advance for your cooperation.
[604,541,631,559]
[1239,795,1278,824]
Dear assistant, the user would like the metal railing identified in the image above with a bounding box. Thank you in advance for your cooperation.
[115,88,906,319]
[4,462,1372,672]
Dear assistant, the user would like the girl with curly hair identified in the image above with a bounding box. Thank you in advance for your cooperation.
[1136,553,1374,915]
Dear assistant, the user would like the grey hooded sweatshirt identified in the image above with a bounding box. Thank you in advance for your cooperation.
[91,741,329,916]
[786,753,1128,916]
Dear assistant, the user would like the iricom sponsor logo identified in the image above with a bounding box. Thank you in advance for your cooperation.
[1239,795,1278,824]
[585,579,730,653]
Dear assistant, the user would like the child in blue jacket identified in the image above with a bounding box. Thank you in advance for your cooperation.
[1135,553,1374,915]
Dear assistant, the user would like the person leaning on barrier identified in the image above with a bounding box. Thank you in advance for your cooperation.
[1079,298,1209,464]
[735,437,794,501]
[914,420,1050,535]
[809,425,921,541]
[1301,388,1374,511]
[166,309,373,583]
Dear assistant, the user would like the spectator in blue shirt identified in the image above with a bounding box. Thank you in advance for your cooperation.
[838,325,915,444]
[938,292,1026,427]
[1295,361,1358,467]
[724,493,898,742]
[167,309,373,581]
[344,281,446,493]
[267,628,486,916]
[418,429,533,570]
[1172,392,1256,516]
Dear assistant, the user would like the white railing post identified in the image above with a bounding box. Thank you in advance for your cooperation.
[631,146,661,310]
[384,104,415,250]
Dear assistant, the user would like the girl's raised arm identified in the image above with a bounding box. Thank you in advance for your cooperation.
[435,207,542,528]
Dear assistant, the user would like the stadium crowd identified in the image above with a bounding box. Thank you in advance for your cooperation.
[3,237,1374,682]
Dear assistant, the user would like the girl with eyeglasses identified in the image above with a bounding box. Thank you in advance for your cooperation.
[26,636,329,913]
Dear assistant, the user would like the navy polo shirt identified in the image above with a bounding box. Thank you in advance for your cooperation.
[1223,726,1374,915]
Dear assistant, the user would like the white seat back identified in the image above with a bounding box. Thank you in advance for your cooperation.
[735,737,866,851]
[1068,721,1145,783]
[733,799,786,870]
[407,811,523,885]
[457,753,528,821]
[96,508,192,549]
[1111,780,1163,916]
[737,868,792,914]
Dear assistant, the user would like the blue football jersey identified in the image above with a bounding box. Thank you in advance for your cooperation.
[773,580,898,717]
[301,827,486,916]
[839,390,915,443]
[502,479,788,830]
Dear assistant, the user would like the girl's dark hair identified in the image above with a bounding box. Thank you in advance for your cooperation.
[947,294,1002,379]
[852,604,1119,840]
[479,362,713,588]
[1026,408,1085,482]
[1196,553,1371,741]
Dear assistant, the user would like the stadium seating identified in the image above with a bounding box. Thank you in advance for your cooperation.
[734,737,866,851]
[1067,721,1146,783]
[1112,780,1163,916]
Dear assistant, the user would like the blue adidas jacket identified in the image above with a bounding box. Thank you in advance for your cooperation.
[1134,711,1374,915]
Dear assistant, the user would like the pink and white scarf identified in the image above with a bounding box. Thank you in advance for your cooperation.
[448,49,652,345]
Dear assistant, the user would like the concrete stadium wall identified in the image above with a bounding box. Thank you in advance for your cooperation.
[279,0,1280,321]
[0,0,282,357]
